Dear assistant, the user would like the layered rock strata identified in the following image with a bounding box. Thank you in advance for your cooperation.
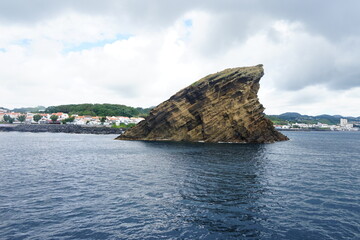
[116,65,288,143]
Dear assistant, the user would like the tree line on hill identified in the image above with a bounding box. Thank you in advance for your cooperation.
[2,104,153,117]
[44,104,152,117]
[266,112,360,125]
[11,106,46,113]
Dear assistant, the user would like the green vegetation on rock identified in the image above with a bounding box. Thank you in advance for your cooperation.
[111,123,136,129]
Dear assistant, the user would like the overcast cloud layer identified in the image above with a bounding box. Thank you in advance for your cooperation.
[0,0,359,115]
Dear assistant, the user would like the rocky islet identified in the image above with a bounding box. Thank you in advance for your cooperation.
[117,65,288,143]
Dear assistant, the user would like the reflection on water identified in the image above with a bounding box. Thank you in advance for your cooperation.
[141,142,267,238]
[0,132,359,239]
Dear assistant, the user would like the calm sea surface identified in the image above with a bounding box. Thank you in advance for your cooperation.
[0,131,359,239]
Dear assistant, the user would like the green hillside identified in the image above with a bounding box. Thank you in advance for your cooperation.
[266,112,360,125]
[45,104,152,117]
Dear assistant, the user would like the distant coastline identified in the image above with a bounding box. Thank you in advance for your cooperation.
[0,124,124,135]
[2,124,357,135]
[278,128,356,132]
[1,106,360,133]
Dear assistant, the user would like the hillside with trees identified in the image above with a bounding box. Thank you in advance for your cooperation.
[45,104,153,117]
[12,106,46,113]
[0,107,9,112]
[266,112,360,125]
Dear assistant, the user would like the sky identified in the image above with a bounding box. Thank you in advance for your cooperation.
[0,0,359,116]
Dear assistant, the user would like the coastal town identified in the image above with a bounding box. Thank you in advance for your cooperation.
[274,118,359,131]
[0,110,145,126]
[0,108,359,131]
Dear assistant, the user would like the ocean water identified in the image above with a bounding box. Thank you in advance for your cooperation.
[0,131,359,240]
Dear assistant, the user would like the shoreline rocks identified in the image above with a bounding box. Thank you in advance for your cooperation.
[0,124,123,135]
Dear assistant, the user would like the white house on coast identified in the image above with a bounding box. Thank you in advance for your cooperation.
[1,111,144,126]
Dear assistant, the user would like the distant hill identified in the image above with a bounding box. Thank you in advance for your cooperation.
[44,104,153,117]
[0,107,10,112]
[267,112,360,125]
[12,106,46,113]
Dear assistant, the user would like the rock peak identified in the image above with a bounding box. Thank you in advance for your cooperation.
[116,65,288,143]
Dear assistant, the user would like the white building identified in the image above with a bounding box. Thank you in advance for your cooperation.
[340,118,348,126]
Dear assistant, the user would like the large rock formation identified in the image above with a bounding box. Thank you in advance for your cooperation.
[116,65,288,143]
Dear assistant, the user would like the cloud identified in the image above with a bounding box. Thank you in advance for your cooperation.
[2,0,360,39]
[260,86,360,116]
[0,0,359,115]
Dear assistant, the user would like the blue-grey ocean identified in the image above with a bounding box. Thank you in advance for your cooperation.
[0,131,359,240]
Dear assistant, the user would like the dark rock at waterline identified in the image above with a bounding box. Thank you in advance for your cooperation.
[0,124,123,134]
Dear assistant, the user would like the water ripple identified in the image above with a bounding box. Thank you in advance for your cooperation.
[0,131,359,239]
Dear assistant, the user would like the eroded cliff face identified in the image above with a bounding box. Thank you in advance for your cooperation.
[116,65,288,143]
